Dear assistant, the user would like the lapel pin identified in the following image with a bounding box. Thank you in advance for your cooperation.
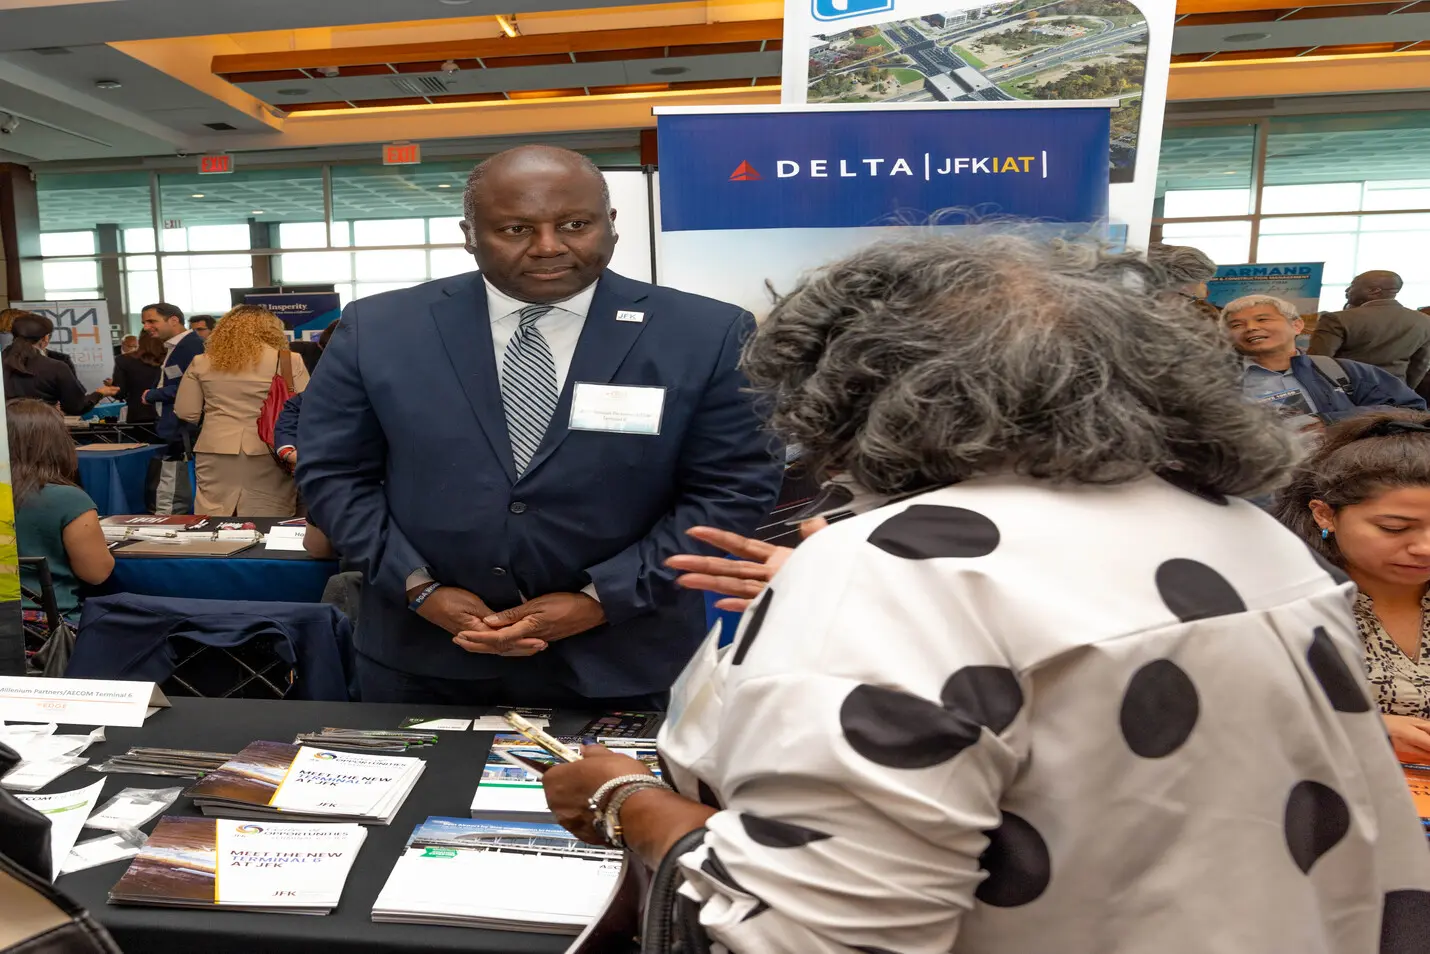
[615,310,645,323]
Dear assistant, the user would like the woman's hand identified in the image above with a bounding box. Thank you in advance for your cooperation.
[1384,714,1430,761]
[542,744,654,845]
[666,520,827,613]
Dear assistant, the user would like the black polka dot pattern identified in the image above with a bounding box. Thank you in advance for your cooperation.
[840,666,1023,769]
[1119,659,1200,758]
[697,779,724,810]
[1155,559,1247,623]
[1380,890,1430,954]
[1156,468,1229,506]
[1307,626,1372,713]
[1306,545,1352,586]
[1284,780,1351,874]
[975,812,1052,907]
[731,586,773,666]
[701,849,769,922]
[868,505,1000,560]
[739,813,833,848]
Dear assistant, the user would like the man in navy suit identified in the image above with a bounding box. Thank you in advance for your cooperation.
[140,302,204,456]
[297,146,782,707]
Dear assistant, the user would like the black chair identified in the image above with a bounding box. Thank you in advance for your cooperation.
[18,557,62,672]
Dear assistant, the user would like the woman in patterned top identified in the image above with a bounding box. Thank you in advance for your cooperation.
[542,233,1430,954]
[1277,409,1430,761]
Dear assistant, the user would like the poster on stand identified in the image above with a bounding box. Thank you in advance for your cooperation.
[14,300,112,392]
[240,292,342,339]
[782,0,1176,248]
[656,103,1110,317]
[1206,263,1325,316]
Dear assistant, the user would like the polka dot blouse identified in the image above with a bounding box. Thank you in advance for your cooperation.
[658,476,1430,954]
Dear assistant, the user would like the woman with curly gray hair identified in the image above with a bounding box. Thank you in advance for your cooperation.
[542,232,1430,954]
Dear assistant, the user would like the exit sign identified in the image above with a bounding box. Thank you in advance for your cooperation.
[198,154,233,174]
[383,142,421,166]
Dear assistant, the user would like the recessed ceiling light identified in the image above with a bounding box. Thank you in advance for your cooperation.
[1223,32,1270,42]
[252,210,265,214]
[190,193,205,198]
[437,183,452,188]
[94,79,122,90]
[651,66,689,76]
[276,88,309,96]
[438,0,475,5]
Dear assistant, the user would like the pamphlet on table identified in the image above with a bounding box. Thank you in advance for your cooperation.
[1404,763,1430,836]
[372,816,621,932]
[16,780,106,882]
[187,741,424,824]
[0,678,169,728]
[470,735,659,818]
[109,816,367,914]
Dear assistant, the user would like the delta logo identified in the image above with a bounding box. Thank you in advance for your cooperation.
[236,824,264,833]
[728,152,1045,181]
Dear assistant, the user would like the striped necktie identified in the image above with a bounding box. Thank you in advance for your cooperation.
[500,304,559,475]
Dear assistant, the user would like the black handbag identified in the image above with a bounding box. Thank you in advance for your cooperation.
[640,829,712,954]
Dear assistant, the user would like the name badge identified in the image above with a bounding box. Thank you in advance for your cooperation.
[164,364,181,380]
[615,310,645,323]
[569,383,664,436]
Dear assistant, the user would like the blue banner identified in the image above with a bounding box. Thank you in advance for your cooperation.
[1206,263,1324,315]
[657,107,1110,232]
[242,292,342,337]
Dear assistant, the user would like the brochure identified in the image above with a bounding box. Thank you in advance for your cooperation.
[188,741,424,824]
[470,735,659,818]
[16,780,105,881]
[371,816,620,932]
[109,816,367,914]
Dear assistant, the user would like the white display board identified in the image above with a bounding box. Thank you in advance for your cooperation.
[602,170,654,284]
[14,299,113,391]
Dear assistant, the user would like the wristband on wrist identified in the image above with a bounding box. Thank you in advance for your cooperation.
[408,582,442,612]
[596,777,670,848]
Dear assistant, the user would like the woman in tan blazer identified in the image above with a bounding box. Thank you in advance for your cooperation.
[175,305,309,517]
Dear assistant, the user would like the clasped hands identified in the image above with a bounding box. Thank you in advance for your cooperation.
[412,585,605,657]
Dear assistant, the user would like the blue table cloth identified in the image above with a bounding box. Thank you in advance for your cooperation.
[104,556,338,605]
[76,445,162,517]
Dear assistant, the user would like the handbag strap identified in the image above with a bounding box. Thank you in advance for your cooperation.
[641,828,712,954]
[276,348,295,392]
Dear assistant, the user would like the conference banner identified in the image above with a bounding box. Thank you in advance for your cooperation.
[656,103,1109,316]
[1206,263,1325,316]
[15,299,113,392]
[240,292,341,339]
[782,0,1176,248]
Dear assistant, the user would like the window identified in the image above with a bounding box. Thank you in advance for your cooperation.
[38,232,100,301]
[275,216,474,305]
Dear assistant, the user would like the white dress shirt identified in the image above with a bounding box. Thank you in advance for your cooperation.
[486,279,597,397]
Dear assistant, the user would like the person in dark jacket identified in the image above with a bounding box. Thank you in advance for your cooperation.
[1,314,117,415]
[1310,270,1430,384]
[110,331,162,424]
[138,302,204,456]
[1224,294,1425,427]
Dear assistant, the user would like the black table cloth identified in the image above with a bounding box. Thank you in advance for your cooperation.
[47,697,603,954]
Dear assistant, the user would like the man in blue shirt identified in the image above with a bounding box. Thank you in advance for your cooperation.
[139,302,204,456]
[1224,294,1424,427]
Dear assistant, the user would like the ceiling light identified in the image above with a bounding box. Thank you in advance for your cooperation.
[438,0,476,4]
[495,14,520,38]
[94,79,122,90]
[1222,32,1270,42]
[651,66,689,76]
[440,59,460,74]
[252,210,265,214]
[437,183,452,188]
[276,88,309,96]
[191,193,205,198]
[319,66,340,78]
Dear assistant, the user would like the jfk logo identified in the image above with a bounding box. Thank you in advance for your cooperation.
[812,0,894,22]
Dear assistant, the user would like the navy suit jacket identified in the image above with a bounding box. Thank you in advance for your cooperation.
[144,332,205,441]
[296,270,782,697]
[274,392,303,452]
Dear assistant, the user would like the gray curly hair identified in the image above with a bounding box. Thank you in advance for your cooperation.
[741,231,1299,497]
[1147,242,1217,288]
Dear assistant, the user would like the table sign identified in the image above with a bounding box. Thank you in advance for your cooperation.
[0,677,170,727]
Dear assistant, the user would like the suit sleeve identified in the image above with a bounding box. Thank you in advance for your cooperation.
[1347,360,1428,412]
[584,311,783,627]
[274,393,303,453]
[53,364,95,417]
[1406,339,1430,391]
[145,338,201,405]
[174,358,203,423]
[1308,313,1345,357]
[296,304,427,600]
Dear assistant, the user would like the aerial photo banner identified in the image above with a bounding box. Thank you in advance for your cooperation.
[655,103,1110,317]
[781,0,1176,248]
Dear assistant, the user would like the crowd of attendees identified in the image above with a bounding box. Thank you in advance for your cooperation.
[7,150,1430,950]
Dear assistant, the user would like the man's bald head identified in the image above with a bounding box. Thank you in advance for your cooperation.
[1347,269,1404,307]
[463,146,609,225]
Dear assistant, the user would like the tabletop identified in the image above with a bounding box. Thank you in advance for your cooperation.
[47,697,603,954]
